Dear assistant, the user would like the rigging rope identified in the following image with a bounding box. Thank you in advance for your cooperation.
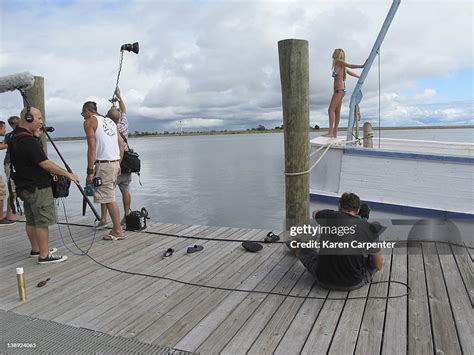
[286,138,360,176]
[378,48,382,148]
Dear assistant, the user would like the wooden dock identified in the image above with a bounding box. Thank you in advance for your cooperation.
[0,216,472,354]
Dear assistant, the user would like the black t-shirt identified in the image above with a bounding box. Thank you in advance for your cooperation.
[314,209,380,287]
[9,127,51,190]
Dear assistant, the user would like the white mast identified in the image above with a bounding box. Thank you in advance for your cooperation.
[346,0,401,145]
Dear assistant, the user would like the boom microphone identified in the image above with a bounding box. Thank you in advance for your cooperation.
[0,72,35,94]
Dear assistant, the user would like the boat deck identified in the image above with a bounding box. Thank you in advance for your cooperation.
[0,216,472,354]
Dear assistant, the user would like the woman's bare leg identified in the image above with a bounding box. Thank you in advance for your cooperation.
[327,92,344,137]
[333,94,344,138]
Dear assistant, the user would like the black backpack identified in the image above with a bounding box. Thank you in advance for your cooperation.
[120,134,141,174]
[121,148,140,173]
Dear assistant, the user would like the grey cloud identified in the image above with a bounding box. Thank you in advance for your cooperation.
[0,0,472,135]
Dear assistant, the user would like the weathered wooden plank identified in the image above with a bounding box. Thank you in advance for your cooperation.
[437,243,474,354]
[173,240,289,352]
[272,283,328,355]
[451,244,474,306]
[354,251,392,355]
[247,271,314,354]
[423,242,462,354]
[59,226,228,327]
[300,290,347,354]
[0,224,117,301]
[407,243,433,355]
[151,232,286,347]
[219,261,305,354]
[84,226,241,330]
[3,223,198,314]
[98,242,247,334]
[327,273,371,354]
[194,252,298,354]
[98,227,253,335]
[2,219,470,355]
[109,228,263,337]
[128,229,271,343]
[50,226,229,324]
[382,246,408,355]
[0,224,95,272]
[464,241,474,261]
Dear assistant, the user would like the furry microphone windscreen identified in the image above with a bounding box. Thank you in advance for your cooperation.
[0,72,35,94]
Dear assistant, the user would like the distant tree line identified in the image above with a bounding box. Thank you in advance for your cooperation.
[129,124,321,137]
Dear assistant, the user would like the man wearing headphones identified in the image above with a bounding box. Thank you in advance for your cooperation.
[9,106,80,264]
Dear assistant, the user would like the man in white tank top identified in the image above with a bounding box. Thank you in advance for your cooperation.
[82,101,125,240]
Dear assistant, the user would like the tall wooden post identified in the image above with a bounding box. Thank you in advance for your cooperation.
[278,39,310,229]
[363,121,374,148]
[22,75,47,153]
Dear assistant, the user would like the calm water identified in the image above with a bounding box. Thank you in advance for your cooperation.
[12,128,474,230]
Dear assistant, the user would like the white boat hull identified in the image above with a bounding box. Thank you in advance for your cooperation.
[310,137,474,218]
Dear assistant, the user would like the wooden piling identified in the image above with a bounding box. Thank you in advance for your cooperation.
[363,121,373,148]
[22,75,47,152]
[278,39,310,229]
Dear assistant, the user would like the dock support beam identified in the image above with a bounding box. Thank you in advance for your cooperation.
[278,39,310,229]
[363,122,374,148]
[22,75,47,152]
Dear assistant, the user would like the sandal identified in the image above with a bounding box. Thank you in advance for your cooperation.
[187,245,204,254]
[163,248,174,257]
[264,231,280,243]
[103,233,126,241]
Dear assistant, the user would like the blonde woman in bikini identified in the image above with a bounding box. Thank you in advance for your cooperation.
[324,49,366,138]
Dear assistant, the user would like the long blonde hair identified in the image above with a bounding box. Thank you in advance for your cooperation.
[332,48,346,79]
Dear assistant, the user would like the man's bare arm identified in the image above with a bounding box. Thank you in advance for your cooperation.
[83,117,97,172]
[115,87,126,114]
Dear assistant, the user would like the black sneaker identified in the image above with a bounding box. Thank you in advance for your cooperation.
[38,253,68,264]
[30,247,58,258]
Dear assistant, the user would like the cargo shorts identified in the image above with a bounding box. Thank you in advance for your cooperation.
[18,187,56,228]
[94,161,120,204]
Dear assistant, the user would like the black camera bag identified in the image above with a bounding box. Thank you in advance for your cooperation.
[121,149,141,173]
[125,208,149,231]
[51,174,71,198]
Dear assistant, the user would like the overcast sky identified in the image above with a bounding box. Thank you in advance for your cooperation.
[0,0,472,135]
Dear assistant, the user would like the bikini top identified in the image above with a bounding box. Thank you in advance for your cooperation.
[332,68,346,81]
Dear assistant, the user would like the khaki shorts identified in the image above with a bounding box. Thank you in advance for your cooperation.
[18,187,56,228]
[0,176,5,199]
[94,161,120,204]
[4,164,15,193]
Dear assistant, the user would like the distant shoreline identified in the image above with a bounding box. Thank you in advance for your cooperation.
[50,125,474,142]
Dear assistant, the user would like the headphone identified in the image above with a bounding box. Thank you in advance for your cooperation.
[25,106,34,123]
